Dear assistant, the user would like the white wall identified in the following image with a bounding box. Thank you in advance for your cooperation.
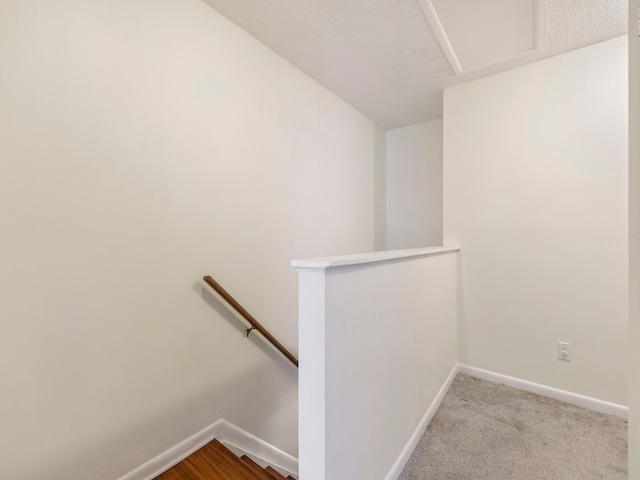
[386,118,444,249]
[375,125,388,251]
[629,11,639,478]
[0,1,376,478]
[444,36,628,405]
[295,249,458,480]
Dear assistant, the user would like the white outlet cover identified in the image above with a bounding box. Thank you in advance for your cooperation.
[558,342,571,361]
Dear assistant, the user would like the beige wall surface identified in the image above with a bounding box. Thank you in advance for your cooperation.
[374,124,388,251]
[444,36,628,405]
[0,1,376,478]
[386,118,444,249]
[629,10,639,478]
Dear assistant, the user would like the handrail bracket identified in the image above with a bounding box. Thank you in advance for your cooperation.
[202,275,299,368]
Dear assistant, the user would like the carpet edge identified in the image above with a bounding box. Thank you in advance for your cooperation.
[384,364,460,480]
[458,364,628,419]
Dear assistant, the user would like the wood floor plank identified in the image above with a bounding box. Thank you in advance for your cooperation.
[155,439,256,480]
[264,466,287,480]
[240,455,277,480]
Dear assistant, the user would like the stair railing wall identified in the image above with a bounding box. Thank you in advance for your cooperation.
[292,247,460,480]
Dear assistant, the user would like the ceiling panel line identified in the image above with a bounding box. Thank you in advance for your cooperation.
[417,0,545,76]
[205,0,627,128]
[415,0,463,75]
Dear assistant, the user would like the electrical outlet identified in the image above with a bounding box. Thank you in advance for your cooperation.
[558,342,571,361]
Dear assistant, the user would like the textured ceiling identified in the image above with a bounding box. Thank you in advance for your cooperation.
[429,0,537,72]
[203,0,627,129]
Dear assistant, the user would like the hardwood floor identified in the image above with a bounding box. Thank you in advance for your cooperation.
[264,466,288,480]
[154,439,295,480]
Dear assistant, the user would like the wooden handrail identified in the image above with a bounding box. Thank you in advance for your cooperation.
[203,275,299,368]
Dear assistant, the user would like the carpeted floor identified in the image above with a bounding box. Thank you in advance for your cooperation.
[399,374,628,480]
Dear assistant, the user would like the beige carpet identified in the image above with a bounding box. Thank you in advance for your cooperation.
[399,374,628,480]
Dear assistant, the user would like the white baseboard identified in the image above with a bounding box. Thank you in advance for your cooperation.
[118,419,224,480]
[384,364,459,480]
[120,364,627,480]
[118,419,298,480]
[215,420,299,476]
[384,363,629,480]
[458,364,629,420]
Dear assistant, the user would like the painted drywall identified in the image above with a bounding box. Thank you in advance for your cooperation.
[629,12,639,479]
[444,36,628,405]
[386,118,443,249]
[295,250,458,480]
[375,124,387,251]
[0,0,376,478]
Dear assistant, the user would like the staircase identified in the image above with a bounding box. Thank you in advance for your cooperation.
[155,439,296,480]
